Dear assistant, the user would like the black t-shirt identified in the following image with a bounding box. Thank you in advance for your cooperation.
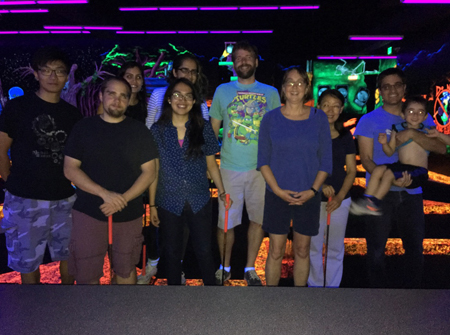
[0,94,82,200]
[125,103,147,124]
[64,115,158,222]
[321,130,356,202]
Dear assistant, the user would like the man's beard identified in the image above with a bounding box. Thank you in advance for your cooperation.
[104,106,126,118]
[235,64,256,79]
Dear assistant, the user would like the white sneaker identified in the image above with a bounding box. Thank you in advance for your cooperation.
[137,263,157,285]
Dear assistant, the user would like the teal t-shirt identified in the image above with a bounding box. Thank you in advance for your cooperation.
[209,81,281,171]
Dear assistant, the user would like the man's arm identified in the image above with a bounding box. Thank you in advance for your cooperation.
[396,129,446,154]
[64,156,128,213]
[357,135,377,174]
[0,132,12,181]
[210,117,222,139]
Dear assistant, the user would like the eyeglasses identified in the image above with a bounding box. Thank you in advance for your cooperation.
[38,67,68,77]
[405,110,426,116]
[380,82,404,91]
[284,80,306,87]
[171,92,194,101]
[177,68,198,76]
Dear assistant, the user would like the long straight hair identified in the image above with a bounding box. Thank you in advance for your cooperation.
[157,78,205,159]
[117,61,148,112]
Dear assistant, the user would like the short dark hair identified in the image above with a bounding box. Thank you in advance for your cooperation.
[317,89,345,106]
[100,77,132,98]
[377,67,406,88]
[31,47,70,72]
[231,40,258,62]
[280,66,313,103]
[402,95,427,114]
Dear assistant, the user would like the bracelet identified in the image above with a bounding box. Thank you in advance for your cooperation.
[150,205,157,208]
[219,192,226,198]
[446,145,450,155]
[310,187,318,195]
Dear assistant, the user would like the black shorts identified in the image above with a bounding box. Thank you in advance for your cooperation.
[386,162,428,189]
[262,189,321,236]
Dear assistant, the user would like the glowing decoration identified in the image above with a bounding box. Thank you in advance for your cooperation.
[242,30,273,33]
[116,31,145,34]
[37,1,88,3]
[359,56,397,59]
[433,85,450,134]
[178,31,209,34]
[240,6,279,10]
[0,1,35,4]
[0,31,19,34]
[84,26,122,30]
[9,9,49,13]
[349,36,403,41]
[19,31,49,34]
[119,6,320,11]
[318,56,358,60]
[280,6,319,9]
[159,7,198,11]
[348,75,359,80]
[50,30,82,33]
[146,31,177,34]
[119,7,158,11]
[402,0,450,3]
[387,46,393,55]
[8,87,24,99]
[200,7,238,10]
[211,31,241,34]
[44,26,83,29]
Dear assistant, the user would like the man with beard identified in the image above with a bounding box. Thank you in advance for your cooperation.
[63,77,158,284]
[210,41,281,285]
[354,68,445,288]
[0,47,82,284]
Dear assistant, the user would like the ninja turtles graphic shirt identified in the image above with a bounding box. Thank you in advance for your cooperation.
[209,81,280,172]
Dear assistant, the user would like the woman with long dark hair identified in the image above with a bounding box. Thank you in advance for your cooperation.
[308,89,356,287]
[149,78,230,285]
[146,53,209,129]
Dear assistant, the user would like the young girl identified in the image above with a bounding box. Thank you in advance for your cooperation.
[149,78,231,285]
[308,89,356,288]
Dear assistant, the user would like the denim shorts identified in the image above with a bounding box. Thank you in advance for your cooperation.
[1,191,76,273]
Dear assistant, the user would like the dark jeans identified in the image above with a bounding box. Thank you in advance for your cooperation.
[159,201,215,285]
[365,191,424,288]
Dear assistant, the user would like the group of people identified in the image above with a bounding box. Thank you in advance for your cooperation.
[1,42,449,288]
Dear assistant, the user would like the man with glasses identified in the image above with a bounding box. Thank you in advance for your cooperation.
[210,41,281,286]
[0,47,82,284]
[64,77,157,284]
[354,68,446,288]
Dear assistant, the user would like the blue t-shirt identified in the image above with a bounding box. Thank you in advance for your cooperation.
[150,120,220,215]
[209,80,281,172]
[257,107,332,193]
[354,106,435,194]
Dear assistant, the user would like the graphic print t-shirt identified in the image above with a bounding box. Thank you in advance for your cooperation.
[0,94,82,200]
[209,81,280,171]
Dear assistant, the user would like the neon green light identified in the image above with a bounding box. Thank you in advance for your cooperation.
[387,46,392,55]
[219,61,233,66]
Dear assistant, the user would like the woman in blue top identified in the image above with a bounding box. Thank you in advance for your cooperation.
[149,78,231,285]
[308,89,356,288]
[257,67,332,286]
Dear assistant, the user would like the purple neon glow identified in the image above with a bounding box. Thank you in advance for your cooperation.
[242,30,273,33]
[0,10,9,13]
[0,31,19,34]
[317,56,358,60]
[146,31,177,34]
[82,31,90,34]
[10,9,49,13]
[240,6,279,10]
[119,7,158,11]
[116,31,145,34]
[50,30,82,34]
[359,56,397,59]
[402,0,450,3]
[178,31,209,34]
[279,6,320,9]
[84,26,122,30]
[0,1,36,5]
[210,31,241,34]
[349,36,403,41]
[44,26,83,29]
[200,7,238,10]
[19,30,50,34]
[37,1,88,4]
[159,7,198,11]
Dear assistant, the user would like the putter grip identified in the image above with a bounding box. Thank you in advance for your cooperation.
[108,215,113,244]
[327,197,332,226]
[224,194,230,233]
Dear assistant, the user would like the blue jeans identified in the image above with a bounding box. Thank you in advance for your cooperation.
[365,191,424,288]
[158,201,215,285]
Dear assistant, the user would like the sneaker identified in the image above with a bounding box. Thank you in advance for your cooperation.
[181,271,186,285]
[136,263,157,285]
[350,198,382,216]
[215,269,231,285]
[244,269,262,286]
